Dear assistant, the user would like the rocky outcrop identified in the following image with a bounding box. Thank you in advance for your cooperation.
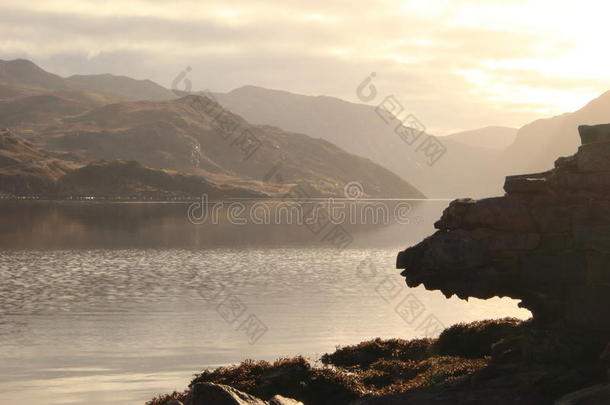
[397,124,610,332]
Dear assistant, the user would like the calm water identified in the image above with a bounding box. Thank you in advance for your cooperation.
[0,202,530,405]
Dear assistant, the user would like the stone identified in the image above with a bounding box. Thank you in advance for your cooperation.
[578,124,610,144]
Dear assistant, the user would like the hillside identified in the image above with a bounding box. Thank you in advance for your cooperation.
[0,59,424,199]
[500,91,610,176]
[443,126,517,149]
[31,94,424,198]
[214,85,504,198]
[57,160,271,198]
[0,130,273,198]
[0,129,73,195]
[67,74,176,101]
[0,90,111,129]
[0,59,173,101]
[0,59,73,91]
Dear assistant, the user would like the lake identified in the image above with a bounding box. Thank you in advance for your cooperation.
[0,202,531,405]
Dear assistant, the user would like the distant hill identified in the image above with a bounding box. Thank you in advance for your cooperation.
[443,126,517,149]
[67,74,176,101]
[7,58,608,201]
[57,160,270,198]
[0,60,424,199]
[0,59,73,91]
[0,130,272,198]
[0,59,175,101]
[33,94,424,198]
[0,129,73,194]
[214,85,505,198]
[0,90,111,129]
[500,91,610,175]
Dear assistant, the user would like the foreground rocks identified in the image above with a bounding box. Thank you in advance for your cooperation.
[397,124,610,332]
[149,319,610,405]
[156,382,302,405]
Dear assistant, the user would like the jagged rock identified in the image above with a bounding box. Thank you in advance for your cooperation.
[186,383,302,405]
[397,124,610,331]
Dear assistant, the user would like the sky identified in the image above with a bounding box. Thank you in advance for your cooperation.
[1,0,610,134]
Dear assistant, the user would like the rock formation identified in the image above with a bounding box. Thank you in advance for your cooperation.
[397,124,610,332]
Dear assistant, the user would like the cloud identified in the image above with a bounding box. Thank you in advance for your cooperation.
[1,0,610,134]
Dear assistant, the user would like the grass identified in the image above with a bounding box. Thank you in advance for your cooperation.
[147,319,526,405]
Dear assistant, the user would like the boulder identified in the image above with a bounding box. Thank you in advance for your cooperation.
[397,124,610,331]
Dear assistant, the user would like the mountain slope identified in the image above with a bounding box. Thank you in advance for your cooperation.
[0,59,174,101]
[443,126,517,149]
[33,95,424,198]
[500,91,610,176]
[214,85,504,198]
[0,130,272,198]
[56,160,270,198]
[0,59,73,91]
[67,74,176,101]
[0,90,111,129]
[0,129,73,194]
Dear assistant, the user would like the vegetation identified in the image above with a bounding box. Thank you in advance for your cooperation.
[146,319,526,405]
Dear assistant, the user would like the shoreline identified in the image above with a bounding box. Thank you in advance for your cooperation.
[147,318,610,405]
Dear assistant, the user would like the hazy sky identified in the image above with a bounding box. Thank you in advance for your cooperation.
[2,0,610,134]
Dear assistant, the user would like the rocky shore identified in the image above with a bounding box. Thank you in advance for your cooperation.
[149,125,610,405]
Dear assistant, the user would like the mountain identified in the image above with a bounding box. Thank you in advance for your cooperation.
[0,59,174,101]
[0,60,423,199]
[500,91,610,176]
[213,85,504,198]
[66,74,176,100]
[0,59,73,91]
[56,160,269,198]
[0,90,111,129]
[32,94,423,198]
[0,129,271,198]
[443,126,517,149]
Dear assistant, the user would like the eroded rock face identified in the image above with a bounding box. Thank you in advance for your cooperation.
[397,124,610,331]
